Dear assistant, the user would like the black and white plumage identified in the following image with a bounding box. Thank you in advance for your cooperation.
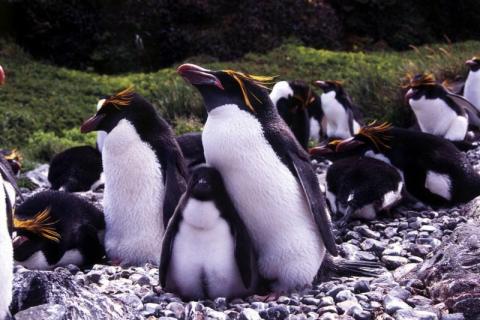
[465,57,480,112]
[326,156,403,228]
[0,155,17,320]
[178,64,339,292]
[176,132,205,173]
[405,73,480,142]
[160,165,257,299]
[314,123,480,207]
[314,80,362,140]
[13,191,106,270]
[80,88,187,266]
[269,80,324,148]
[48,146,103,192]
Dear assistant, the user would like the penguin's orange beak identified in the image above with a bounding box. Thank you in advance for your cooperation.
[80,113,106,133]
[314,80,327,91]
[177,64,224,90]
[466,59,476,67]
[0,65,5,86]
[404,88,414,105]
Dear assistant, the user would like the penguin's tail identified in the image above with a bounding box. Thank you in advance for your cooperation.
[317,254,386,281]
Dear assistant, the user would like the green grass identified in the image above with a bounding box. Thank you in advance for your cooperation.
[1,38,479,163]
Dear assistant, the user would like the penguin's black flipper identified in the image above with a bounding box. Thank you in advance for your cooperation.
[0,157,23,201]
[447,92,480,128]
[225,203,255,289]
[79,224,107,266]
[452,140,476,151]
[162,155,187,228]
[287,147,339,256]
[159,196,185,287]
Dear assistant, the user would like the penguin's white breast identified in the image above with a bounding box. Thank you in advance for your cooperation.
[464,70,480,111]
[202,105,322,256]
[321,92,350,138]
[269,81,293,106]
[102,119,164,263]
[0,178,13,319]
[409,97,458,136]
[170,200,243,298]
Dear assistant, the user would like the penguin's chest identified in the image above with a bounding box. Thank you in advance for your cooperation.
[170,201,243,298]
[410,97,458,135]
[321,92,350,138]
[202,105,319,251]
[102,120,164,256]
[465,71,480,111]
[0,181,13,317]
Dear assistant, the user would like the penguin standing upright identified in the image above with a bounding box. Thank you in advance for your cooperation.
[13,190,106,270]
[270,80,324,148]
[314,80,362,140]
[81,87,187,266]
[405,73,480,142]
[160,165,257,299]
[464,57,480,111]
[312,122,480,207]
[325,156,403,228]
[177,64,339,292]
[0,65,16,320]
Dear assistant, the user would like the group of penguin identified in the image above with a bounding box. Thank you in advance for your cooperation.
[1,56,480,317]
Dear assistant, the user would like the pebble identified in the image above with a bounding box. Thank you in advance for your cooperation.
[394,309,438,320]
[266,305,289,320]
[382,256,410,269]
[383,295,412,315]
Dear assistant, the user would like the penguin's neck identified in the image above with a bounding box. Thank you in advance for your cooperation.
[182,198,221,230]
[410,96,459,135]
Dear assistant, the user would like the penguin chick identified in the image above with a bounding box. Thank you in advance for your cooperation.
[160,165,257,300]
[327,122,480,207]
[48,146,103,192]
[80,87,187,266]
[176,132,205,173]
[314,80,362,140]
[326,157,403,229]
[270,80,324,148]
[464,57,480,112]
[13,190,105,270]
[405,73,480,142]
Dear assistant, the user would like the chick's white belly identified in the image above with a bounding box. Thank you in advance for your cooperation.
[168,220,246,299]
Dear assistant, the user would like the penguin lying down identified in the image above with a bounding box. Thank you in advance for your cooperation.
[13,191,106,270]
[160,165,258,300]
[325,156,404,228]
[48,146,103,192]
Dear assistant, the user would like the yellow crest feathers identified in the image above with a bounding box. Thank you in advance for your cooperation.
[105,86,135,109]
[14,207,61,242]
[358,121,393,150]
[223,70,277,113]
[4,149,22,162]
[403,73,436,89]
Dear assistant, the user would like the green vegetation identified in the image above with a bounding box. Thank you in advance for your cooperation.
[1,39,479,163]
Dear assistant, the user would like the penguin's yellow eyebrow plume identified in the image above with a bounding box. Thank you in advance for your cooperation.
[403,73,436,89]
[358,121,393,150]
[4,149,22,162]
[104,86,135,109]
[14,207,61,242]
[223,70,276,113]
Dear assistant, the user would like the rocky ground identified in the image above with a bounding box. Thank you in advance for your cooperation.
[11,146,480,320]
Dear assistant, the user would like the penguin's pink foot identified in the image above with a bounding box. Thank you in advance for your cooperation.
[253,292,281,302]
[110,258,122,266]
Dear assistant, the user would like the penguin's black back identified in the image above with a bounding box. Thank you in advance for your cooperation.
[14,191,105,267]
[176,132,205,172]
[48,146,102,192]
[328,157,402,210]
[381,128,480,205]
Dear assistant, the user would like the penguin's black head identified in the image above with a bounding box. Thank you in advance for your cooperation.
[188,165,225,201]
[178,64,275,114]
[81,87,156,134]
[466,57,480,72]
[13,206,61,262]
[288,80,317,110]
[314,122,392,155]
[404,73,443,102]
[314,80,345,95]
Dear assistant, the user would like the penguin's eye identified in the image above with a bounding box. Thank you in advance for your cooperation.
[198,178,207,185]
